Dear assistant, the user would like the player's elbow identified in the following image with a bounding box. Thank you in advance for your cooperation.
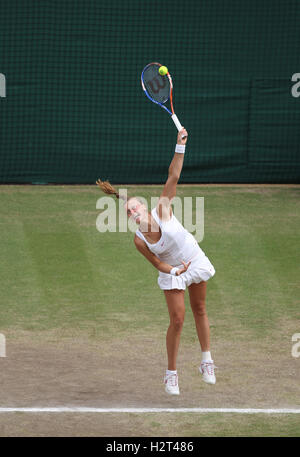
[168,170,180,183]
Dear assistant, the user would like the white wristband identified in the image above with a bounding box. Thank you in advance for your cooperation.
[175,144,185,154]
[170,267,179,276]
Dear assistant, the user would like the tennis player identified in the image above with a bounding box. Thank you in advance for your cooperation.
[96,128,216,395]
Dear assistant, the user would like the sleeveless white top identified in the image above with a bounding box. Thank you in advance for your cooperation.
[135,208,215,290]
[135,207,204,267]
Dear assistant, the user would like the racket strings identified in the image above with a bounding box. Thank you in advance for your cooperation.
[143,64,170,104]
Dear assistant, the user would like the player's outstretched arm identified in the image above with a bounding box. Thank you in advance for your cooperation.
[156,128,188,221]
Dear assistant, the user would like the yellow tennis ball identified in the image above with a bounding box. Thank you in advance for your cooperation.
[159,66,168,76]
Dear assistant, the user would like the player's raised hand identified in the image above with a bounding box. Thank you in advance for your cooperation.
[177,128,188,145]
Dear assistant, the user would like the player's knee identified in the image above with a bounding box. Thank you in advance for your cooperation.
[171,314,185,332]
[192,300,206,317]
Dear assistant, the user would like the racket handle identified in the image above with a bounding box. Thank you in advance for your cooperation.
[171,114,186,139]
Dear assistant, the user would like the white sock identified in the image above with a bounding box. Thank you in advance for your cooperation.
[201,351,213,362]
[166,369,177,376]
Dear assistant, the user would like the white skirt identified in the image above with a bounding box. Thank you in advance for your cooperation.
[157,254,215,290]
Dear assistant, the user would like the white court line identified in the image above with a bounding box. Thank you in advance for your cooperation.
[0,407,300,414]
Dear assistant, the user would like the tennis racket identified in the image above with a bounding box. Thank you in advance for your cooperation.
[141,62,186,139]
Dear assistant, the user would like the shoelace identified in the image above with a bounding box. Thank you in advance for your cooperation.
[201,362,217,375]
[165,373,178,386]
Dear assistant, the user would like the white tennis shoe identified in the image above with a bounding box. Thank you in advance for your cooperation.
[164,373,180,395]
[199,361,217,384]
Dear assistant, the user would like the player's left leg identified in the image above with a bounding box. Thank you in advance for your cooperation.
[188,281,210,350]
[188,281,216,384]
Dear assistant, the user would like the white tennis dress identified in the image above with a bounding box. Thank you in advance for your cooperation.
[135,207,215,290]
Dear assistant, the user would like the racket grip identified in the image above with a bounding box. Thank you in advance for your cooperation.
[171,114,186,139]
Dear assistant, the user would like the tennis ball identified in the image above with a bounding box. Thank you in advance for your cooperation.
[159,66,168,76]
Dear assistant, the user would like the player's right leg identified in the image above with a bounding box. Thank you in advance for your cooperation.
[163,289,185,395]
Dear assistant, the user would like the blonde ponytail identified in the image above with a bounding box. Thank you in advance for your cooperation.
[96,179,127,202]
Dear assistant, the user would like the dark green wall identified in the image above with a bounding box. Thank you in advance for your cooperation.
[0,0,299,183]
